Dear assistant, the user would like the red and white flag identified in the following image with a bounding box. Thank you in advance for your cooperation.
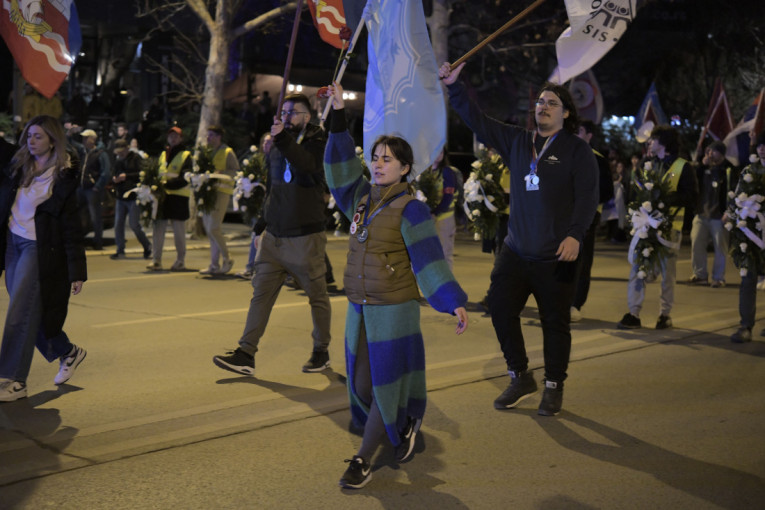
[549,0,637,85]
[702,78,734,141]
[694,78,734,159]
[1,0,80,99]
[568,70,603,124]
[307,0,348,49]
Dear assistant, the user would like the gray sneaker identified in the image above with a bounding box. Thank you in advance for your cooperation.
[494,370,538,409]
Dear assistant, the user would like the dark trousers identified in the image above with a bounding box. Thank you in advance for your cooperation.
[573,212,599,310]
[487,244,578,382]
[739,273,757,329]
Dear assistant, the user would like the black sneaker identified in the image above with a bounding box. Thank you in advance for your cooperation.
[109,252,126,260]
[302,351,330,373]
[339,455,372,489]
[212,348,255,376]
[494,370,538,410]
[655,315,673,330]
[395,416,422,463]
[143,247,152,260]
[617,313,642,329]
[731,327,752,343]
[538,379,563,416]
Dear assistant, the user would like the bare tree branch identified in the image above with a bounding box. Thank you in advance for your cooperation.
[231,1,299,40]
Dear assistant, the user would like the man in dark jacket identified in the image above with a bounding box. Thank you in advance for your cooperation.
[110,140,152,260]
[689,140,736,287]
[213,93,332,375]
[440,62,599,417]
[77,128,111,250]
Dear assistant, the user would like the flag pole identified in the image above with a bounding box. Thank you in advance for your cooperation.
[319,15,368,128]
[449,0,547,70]
[277,0,306,114]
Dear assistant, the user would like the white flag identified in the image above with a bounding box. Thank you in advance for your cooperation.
[363,0,446,177]
[549,0,637,85]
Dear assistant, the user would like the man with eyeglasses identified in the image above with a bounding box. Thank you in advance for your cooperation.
[439,62,598,416]
[213,93,332,375]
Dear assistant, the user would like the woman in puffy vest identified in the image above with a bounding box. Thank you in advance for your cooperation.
[323,83,468,490]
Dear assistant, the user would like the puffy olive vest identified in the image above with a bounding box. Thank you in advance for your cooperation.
[343,182,420,305]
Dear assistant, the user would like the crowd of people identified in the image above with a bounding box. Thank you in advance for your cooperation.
[0,68,763,491]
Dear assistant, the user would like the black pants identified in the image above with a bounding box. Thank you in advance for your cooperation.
[487,245,578,382]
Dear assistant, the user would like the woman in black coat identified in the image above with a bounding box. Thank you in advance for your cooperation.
[0,115,88,402]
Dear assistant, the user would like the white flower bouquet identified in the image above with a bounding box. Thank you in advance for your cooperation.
[725,155,765,277]
[462,150,507,241]
[627,160,679,279]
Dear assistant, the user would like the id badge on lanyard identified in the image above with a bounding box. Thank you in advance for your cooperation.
[526,132,557,191]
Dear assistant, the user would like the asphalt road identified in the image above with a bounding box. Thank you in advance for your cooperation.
[0,225,763,509]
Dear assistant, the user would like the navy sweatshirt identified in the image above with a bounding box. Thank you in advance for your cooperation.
[447,81,598,261]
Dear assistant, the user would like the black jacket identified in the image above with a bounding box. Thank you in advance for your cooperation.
[261,123,327,237]
[0,163,87,338]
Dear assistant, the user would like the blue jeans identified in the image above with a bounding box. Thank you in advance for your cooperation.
[246,232,257,272]
[78,187,103,246]
[0,232,73,382]
[114,199,151,254]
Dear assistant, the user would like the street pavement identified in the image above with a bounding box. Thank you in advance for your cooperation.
[0,223,763,509]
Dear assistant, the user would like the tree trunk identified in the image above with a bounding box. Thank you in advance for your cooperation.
[196,7,230,147]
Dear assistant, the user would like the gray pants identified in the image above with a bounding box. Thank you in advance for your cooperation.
[238,230,331,355]
[627,247,678,318]
[690,215,729,282]
[202,191,231,269]
[152,219,186,265]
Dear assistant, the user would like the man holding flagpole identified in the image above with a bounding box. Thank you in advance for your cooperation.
[439,62,598,417]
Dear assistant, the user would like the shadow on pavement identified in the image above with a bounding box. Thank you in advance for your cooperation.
[536,411,765,509]
[0,389,81,503]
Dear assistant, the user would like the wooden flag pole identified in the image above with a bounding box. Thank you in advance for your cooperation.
[277,0,306,113]
[449,0,548,70]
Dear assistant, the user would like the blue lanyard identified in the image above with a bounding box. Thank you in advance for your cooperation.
[530,131,559,175]
[362,190,407,227]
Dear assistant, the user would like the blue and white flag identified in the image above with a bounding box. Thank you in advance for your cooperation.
[363,0,446,178]
[549,0,637,85]
[636,82,668,127]
[723,89,764,166]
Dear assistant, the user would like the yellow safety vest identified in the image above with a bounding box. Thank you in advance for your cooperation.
[212,145,236,195]
[159,150,191,197]
[661,157,687,231]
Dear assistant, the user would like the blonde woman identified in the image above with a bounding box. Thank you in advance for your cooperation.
[0,115,87,402]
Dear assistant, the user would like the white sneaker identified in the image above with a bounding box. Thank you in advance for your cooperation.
[570,306,582,322]
[199,265,219,275]
[218,259,234,274]
[0,380,27,402]
[54,345,87,385]
[170,260,186,272]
